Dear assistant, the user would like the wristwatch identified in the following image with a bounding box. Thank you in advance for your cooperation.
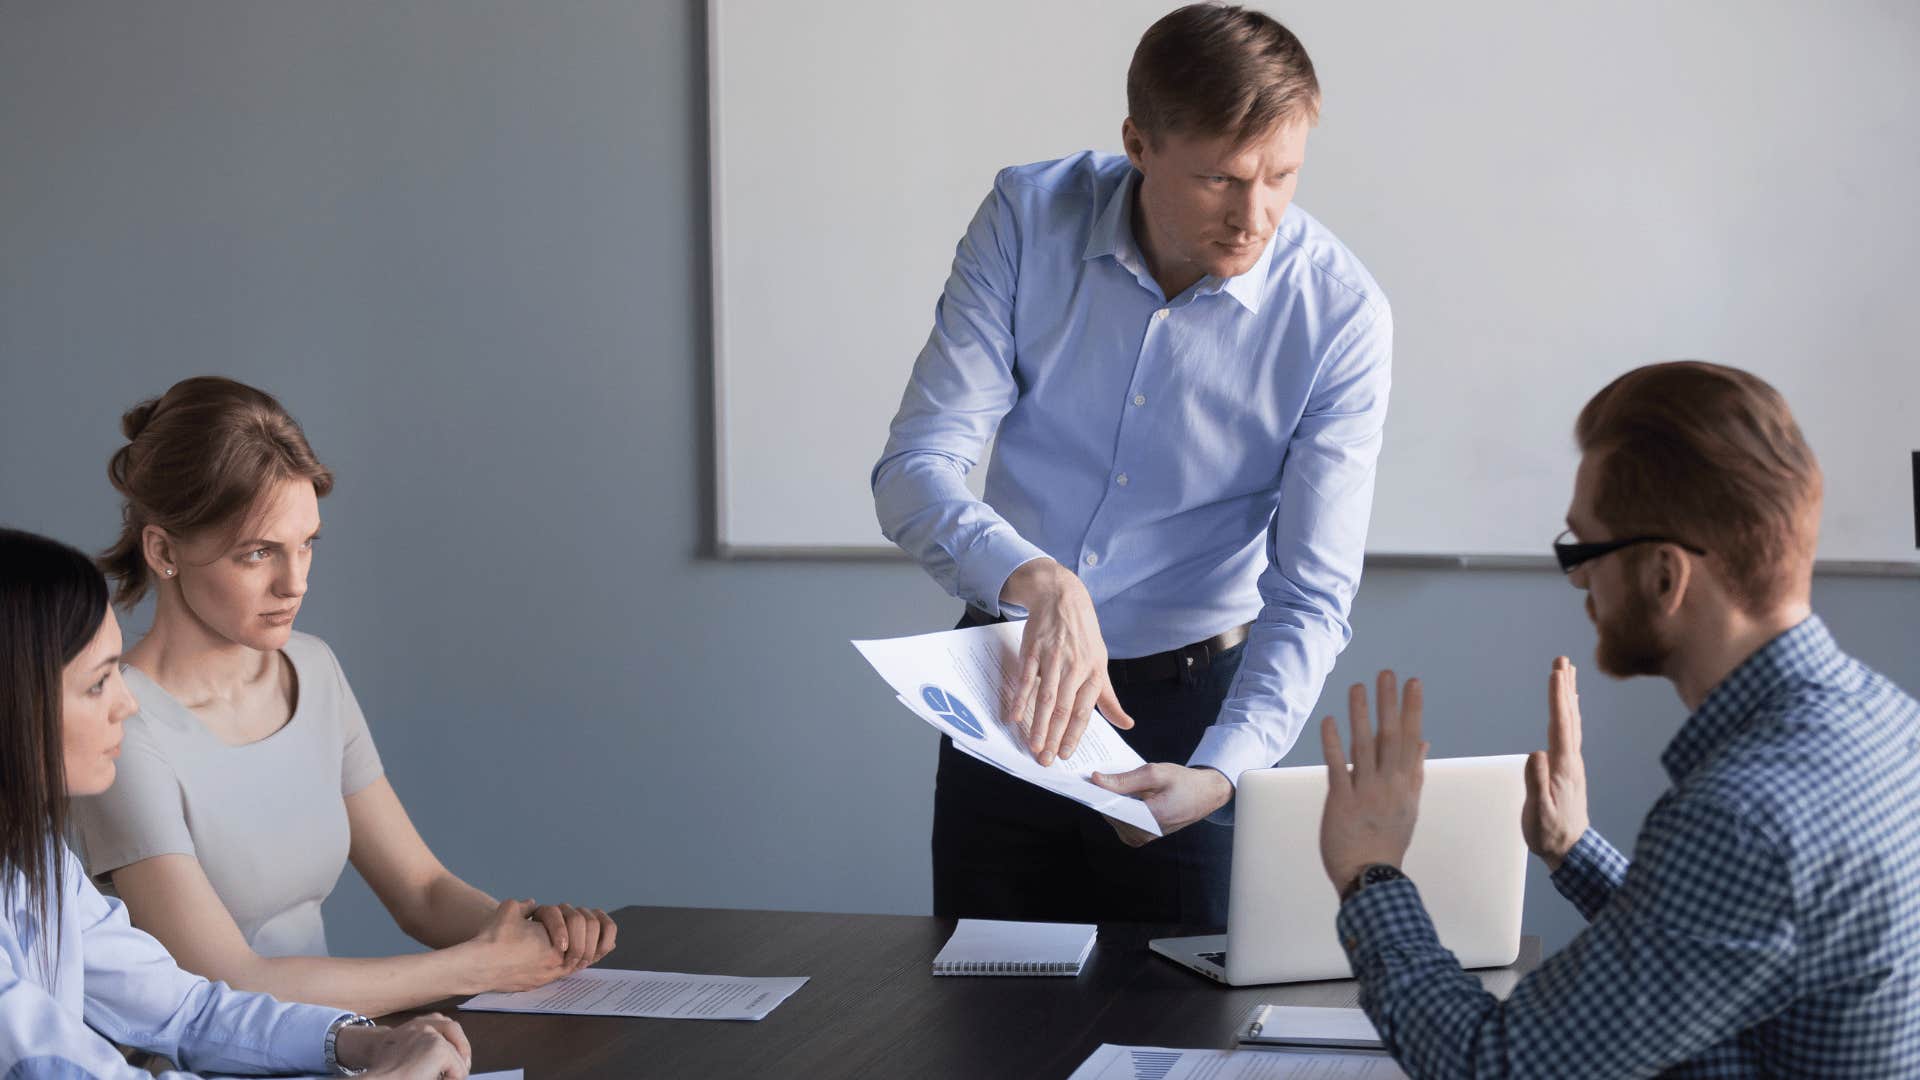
[324,1014,375,1076]
[1340,862,1407,904]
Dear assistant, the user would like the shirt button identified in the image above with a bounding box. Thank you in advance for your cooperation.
[1132,394,1146,406]
[1152,308,1169,321]
[1115,473,1129,487]
[1083,552,1099,567]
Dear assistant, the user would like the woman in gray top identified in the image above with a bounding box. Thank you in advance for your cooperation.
[71,376,618,1018]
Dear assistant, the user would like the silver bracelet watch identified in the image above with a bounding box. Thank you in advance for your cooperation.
[324,1014,375,1076]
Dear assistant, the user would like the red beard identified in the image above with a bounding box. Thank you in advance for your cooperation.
[1592,581,1669,678]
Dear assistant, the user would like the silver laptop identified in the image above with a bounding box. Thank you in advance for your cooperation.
[1152,754,1529,986]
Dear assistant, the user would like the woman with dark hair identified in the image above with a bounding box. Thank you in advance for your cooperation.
[0,527,470,1077]
[69,376,616,1018]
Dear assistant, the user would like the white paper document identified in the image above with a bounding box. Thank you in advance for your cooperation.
[472,1073,524,1080]
[1068,1044,1406,1079]
[461,968,807,1021]
[852,622,1161,836]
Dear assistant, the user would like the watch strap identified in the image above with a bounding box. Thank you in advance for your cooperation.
[324,1014,375,1076]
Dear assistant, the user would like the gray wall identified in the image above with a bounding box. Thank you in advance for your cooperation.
[2,0,1915,965]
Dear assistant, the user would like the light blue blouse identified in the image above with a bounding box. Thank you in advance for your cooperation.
[0,844,343,1078]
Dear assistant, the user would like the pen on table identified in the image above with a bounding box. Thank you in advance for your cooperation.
[1247,1003,1271,1039]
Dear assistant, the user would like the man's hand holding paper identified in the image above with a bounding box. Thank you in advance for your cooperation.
[1089,764,1234,847]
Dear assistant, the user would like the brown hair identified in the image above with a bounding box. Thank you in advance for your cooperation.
[1127,3,1321,145]
[101,376,334,607]
[1575,361,1822,613]
[0,527,110,979]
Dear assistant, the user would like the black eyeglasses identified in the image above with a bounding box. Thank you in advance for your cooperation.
[1553,529,1706,573]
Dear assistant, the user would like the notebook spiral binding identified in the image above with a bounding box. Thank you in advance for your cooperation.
[933,958,1080,976]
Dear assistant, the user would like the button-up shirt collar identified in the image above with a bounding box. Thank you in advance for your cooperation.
[1660,614,1846,784]
[1082,169,1275,315]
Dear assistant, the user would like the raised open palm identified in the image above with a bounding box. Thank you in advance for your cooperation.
[1522,656,1590,870]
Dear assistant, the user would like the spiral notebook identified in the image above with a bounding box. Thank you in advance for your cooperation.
[933,919,1098,976]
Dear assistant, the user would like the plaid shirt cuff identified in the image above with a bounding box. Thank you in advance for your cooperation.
[1336,876,1440,978]
[1551,828,1629,921]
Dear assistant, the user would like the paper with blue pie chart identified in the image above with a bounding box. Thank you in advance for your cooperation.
[852,621,1162,837]
[919,684,985,739]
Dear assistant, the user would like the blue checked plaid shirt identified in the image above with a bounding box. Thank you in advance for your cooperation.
[1337,615,1920,1077]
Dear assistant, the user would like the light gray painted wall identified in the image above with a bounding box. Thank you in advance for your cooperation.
[2,1,1914,964]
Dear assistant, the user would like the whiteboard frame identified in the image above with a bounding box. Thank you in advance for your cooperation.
[707,0,734,554]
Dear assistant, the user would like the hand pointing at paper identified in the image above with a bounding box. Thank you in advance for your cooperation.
[1001,559,1136,766]
[997,557,1235,847]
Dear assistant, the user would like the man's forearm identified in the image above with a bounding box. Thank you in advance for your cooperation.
[873,450,1045,612]
[1189,594,1353,805]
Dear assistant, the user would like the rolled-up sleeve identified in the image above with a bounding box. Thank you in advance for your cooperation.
[1190,303,1392,801]
[872,170,1047,615]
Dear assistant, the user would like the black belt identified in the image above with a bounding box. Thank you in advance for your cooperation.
[959,606,1250,688]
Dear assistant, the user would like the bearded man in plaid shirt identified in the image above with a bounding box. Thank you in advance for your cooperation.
[1318,361,1920,1077]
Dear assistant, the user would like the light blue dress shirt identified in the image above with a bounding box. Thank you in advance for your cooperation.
[874,151,1392,787]
[0,844,344,1078]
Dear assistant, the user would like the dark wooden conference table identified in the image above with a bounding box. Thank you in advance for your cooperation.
[391,905,1541,1079]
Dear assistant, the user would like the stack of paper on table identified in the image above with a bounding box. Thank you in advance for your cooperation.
[933,919,1097,976]
[851,621,1161,836]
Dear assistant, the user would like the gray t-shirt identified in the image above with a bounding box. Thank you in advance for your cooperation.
[70,631,385,958]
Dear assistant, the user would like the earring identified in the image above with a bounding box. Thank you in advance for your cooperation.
[164,568,176,578]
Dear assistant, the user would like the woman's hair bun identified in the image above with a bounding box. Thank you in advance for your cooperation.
[120,397,162,441]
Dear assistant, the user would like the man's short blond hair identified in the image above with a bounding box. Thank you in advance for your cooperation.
[1127,3,1322,146]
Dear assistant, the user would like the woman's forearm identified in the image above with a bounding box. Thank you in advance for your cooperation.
[402,872,499,949]
[227,945,481,1018]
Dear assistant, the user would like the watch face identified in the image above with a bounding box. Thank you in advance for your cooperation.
[1341,864,1405,904]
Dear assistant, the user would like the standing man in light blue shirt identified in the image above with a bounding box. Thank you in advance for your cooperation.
[874,4,1391,925]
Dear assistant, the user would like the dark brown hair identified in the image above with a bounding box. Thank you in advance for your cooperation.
[1127,3,1321,145]
[0,527,111,978]
[1575,361,1822,613]
[102,377,334,607]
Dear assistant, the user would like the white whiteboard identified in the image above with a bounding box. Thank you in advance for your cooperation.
[711,0,1920,565]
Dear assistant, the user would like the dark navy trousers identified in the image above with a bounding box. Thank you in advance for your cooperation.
[930,623,1242,929]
